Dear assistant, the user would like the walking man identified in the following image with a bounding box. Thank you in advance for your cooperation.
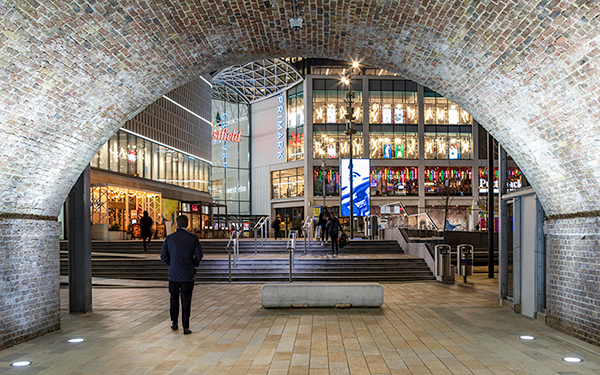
[328,213,342,255]
[140,210,153,251]
[161,215,203,335]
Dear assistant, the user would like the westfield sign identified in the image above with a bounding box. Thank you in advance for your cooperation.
[211,122,243,142]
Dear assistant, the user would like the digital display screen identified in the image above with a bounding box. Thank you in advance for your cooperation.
[341,159,371,217]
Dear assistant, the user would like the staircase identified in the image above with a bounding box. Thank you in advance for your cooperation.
[59,239,435,283]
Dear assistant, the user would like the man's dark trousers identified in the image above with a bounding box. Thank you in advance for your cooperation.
[169,281,194,329]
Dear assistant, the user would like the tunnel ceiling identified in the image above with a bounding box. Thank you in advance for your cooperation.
[0,0,598,217]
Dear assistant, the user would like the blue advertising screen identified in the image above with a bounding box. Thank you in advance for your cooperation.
[341,159,371,217]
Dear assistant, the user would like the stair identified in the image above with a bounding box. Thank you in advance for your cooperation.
[60,239,404,255]
[59,240,436,283]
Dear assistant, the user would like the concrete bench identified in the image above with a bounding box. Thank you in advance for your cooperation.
[260,283,384,308]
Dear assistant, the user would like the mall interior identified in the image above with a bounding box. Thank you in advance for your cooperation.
[1,1,599,373]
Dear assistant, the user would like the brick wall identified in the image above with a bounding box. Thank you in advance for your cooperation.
[0,0,599,348]
[0,219,61,350]
[546,217,600,346]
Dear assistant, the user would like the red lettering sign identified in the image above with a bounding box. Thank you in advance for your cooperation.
[211,128,243,143]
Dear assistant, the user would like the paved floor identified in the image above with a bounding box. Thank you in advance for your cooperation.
[2,274,599,374]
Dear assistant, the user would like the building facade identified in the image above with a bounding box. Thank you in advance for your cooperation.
[250,59,523,233]
[84,77,214,239]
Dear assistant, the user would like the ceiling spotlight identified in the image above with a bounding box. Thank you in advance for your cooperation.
[68,338,85,343]
[352,61,359,68]
[519,335,535,340]
[289,17,303,31]
[563,357,582,363]
[11,361,32,367]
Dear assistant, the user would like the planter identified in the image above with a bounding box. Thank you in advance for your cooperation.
[108,231,125,241]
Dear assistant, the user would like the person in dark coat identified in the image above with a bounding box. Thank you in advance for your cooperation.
[140,211,153,251]
[160,215,203,335]
[328,213,342,255]
[272,216,281,239]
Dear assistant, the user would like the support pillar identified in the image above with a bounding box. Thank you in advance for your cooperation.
[499,146,508,297]
[487,133,494,278]
[67,165,92,313]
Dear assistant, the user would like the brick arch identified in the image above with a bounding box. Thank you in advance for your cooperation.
[1,1,599,347]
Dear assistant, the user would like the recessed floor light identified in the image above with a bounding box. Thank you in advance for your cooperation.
[68,338,85,343]
[11,361,31,367]
[563,357,582,363]
[520,335,535,340]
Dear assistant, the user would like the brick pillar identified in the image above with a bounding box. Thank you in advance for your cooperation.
[546,216,600,346]
[0,218,61,350]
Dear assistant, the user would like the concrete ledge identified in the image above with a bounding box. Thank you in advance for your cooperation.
[261,283,384,308]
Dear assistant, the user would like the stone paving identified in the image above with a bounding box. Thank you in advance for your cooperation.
[1,274,599,375]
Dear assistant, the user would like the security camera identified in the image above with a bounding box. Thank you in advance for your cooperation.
[289,17,303,31]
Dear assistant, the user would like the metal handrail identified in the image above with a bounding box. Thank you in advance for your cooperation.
[286,230,297,283]
[301,216,314,254]
[227,229,241,268]
[253,216,269,253]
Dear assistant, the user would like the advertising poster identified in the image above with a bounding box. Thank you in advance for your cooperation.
[341,159,371,217]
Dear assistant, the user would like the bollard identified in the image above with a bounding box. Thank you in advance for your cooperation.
[228,247,232,283]
[289,248,293,283]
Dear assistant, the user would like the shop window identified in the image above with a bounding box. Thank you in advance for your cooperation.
[424,167,473,196]
[91,129,211,194]
[369,80,418,124]
[272,167,305,199]
[369,80,418,159]
[287,84,305,161]
[423,88,473,160]
[370,166,418,196]
[313,79,362,124]
[313,166,340,197]
[313,124,363,159]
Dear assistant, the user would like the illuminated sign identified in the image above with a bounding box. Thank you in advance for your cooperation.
[341,159,371,217]
[276,94,285,159]
[211,127,243,142]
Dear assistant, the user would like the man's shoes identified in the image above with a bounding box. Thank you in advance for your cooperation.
[171,322,178,330]
[183,328,192,335]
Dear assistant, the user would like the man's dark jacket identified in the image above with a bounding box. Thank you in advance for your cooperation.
[160,228,203,282]
[140,215,153,237]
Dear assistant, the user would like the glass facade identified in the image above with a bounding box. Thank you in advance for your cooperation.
[370,166,418,196]
[312,79,364,159]
[313,166,340,197]
[424,167,473,196]
[211,92,251,215]
[287,83,304,162]
[272,167,305,199]
[369,80,418,159]
[423,88,473,160]
[91,129,211,192]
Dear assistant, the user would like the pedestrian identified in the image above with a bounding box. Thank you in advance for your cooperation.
[140,211,153,251]
[160,215,203,335]
[321,208,330,244]
[328,213,342,255]
[272,216,281,239]
[317,209,326,241]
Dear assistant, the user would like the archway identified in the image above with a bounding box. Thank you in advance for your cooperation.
[1,0,598,348]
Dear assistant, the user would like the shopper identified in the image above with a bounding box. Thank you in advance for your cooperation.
[160,215,203,335]
[140,211,153,251]
[328,213,342,255]
[272,216,281,239]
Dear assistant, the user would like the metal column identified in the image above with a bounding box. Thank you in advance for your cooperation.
[67,165,92,313]
[499,146,508,297]
[487,133,495,278]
